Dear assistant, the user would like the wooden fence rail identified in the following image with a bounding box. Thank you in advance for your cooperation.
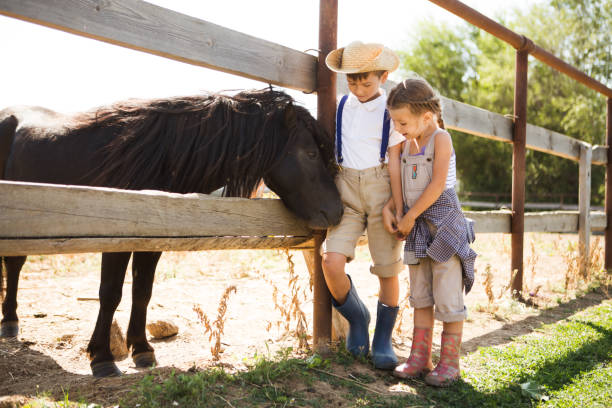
[0,0,317,92]
[0,180,606,256]
[0,181,314,256]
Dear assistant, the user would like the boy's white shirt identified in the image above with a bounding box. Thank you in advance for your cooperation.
[339,89,405,170]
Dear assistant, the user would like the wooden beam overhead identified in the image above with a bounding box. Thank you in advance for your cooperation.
[0,0,317,92]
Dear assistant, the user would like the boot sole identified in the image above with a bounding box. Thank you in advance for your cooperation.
[424,375,461,387]
[393,368,431,379]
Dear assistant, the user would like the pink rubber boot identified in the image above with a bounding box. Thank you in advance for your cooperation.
[393,327,433,379]
[425,332,461,387]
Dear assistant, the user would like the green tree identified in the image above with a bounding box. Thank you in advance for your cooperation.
[399,22,514,201]
[399,0,611,205]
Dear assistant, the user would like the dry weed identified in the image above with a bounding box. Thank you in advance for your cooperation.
[585,237,603,280]
[476,265,534,318]
[484,264,495,304]
[193,285,237,361]
[263,249,310,349]
[394,275,412,337]
[562,241,580,294]
[498,268,518,299]
[556,237,610,299]
[475,264,500,314]
[582,238,610,296]
[516,240,543,303]
[526,240,540,292]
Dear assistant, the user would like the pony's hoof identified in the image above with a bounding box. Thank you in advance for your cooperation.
[0,321,19,338]
[133,351,157,368]
[91,361,122,377]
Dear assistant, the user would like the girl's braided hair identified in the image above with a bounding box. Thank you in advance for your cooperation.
[387,78,445,129]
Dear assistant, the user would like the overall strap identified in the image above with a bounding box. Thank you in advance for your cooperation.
[336,94,349,163]
[380,109,391,163]
[424,128,444,156]
[336,95,391,165]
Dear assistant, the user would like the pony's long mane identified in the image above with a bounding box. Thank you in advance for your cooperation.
[76,89,336,197]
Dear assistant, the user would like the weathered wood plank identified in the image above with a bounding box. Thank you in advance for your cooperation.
[592,145,608,165]
[578,143,592,273]
[0,236,315,256]
[524,211,578,233]
[525,123,582,162]
[0,180,310,239]
[463,210,605,233]
[591,211,606,232]
[441,97,514,143]
[0,0,317,92]
[464,210,511,233]
[441,97,586,163]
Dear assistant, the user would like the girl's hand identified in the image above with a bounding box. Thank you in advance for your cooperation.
[395,211,403,226]
[394,211,406,240]
[397,212,416,236]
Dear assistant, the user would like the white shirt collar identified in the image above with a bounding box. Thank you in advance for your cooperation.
[347,88,387,112]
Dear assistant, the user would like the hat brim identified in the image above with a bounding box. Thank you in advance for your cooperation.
[325,46,399,73]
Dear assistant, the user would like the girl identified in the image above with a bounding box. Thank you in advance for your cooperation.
[383,78,476,387]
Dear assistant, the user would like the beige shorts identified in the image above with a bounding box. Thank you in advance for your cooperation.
[408,255,467,322]
[322,165,403,278]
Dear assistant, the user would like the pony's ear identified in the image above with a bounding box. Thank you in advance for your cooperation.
[284,103,297,130]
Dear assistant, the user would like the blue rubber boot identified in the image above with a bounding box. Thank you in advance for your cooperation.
[371,301,399,370]
[332,275,370,357]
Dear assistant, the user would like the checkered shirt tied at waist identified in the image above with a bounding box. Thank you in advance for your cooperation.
[404,188,477,294]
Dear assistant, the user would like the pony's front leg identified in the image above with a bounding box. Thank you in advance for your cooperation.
[1,256,26,337]
[87,252,130,377]
[127,251,161,368]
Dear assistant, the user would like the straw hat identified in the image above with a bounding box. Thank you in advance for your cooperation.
[325,41,399,73]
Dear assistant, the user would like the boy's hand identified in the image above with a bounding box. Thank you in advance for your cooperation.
[397,212,415,236]
[382,204,397,234]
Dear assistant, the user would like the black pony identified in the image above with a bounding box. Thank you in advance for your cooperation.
[0,89,342,377]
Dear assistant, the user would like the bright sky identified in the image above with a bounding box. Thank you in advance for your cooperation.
[0,0,535,113]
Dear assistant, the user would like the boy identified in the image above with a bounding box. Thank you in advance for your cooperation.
[323,41,404,369]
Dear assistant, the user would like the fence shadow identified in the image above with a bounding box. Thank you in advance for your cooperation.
[462,289,608,354]
[411,323,611,407]
[0,337,186,405]
[405,298,612,407]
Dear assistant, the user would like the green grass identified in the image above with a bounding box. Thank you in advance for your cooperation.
[123,301,612,407]
[20,388,98,408]
[423,300,612,408]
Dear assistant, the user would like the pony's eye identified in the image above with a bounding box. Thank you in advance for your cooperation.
[307,151,318,159]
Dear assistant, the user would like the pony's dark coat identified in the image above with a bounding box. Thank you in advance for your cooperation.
[67,89,336,196]
[0,89,342,376]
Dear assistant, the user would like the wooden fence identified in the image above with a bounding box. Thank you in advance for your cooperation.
[0,0,610,349]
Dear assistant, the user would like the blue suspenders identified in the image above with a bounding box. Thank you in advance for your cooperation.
[335,94,391,165]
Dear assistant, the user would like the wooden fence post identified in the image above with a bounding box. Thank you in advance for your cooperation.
[578,142,592,275]
[606,98,612,271]
[311,0,337,352]
[511,47,530,296]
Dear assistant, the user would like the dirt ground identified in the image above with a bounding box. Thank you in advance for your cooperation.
[0,232,609,406]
